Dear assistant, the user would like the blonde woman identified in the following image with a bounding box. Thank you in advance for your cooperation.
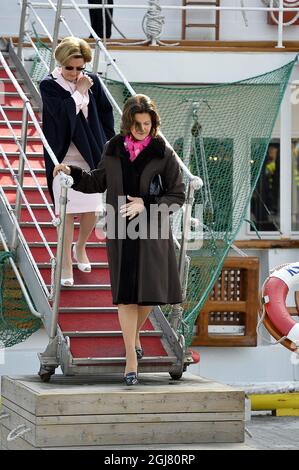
[40,37,114,286]
[53,95,185,385]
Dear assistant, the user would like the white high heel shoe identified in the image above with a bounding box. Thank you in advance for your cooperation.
[72,244,91,273]
[61,277,74,287]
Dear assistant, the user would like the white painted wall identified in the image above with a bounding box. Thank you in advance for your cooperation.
[1,0,299,42]
[190,343,299,383]
[105,50,298,83]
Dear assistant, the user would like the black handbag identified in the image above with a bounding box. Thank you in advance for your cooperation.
[149,174,164,197]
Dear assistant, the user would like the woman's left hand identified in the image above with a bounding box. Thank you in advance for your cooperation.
[120,196,145,220]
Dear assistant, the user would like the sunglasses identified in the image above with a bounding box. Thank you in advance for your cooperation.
[64,66,86,71]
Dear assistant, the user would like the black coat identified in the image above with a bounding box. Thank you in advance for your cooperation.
[40,72,115,202]
[70,135,185,305]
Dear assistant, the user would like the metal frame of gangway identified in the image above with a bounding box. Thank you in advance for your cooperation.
[17,0,299,50]
[15,0,205,336]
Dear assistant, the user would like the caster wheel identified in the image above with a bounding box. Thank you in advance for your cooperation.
[169,372,183,381]
[39,372,52,383]
[38,366,55,382]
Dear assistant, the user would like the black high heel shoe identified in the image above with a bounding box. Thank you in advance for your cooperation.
[135,347,144,360]
[124,372,138,386]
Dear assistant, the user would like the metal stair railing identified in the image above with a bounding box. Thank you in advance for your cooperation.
[17,1,299,49]
[0,50,73,339]
[16,0,203,345]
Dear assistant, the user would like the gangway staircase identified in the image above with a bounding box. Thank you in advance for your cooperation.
[0,40,195,382]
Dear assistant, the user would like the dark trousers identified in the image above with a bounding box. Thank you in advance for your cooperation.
[88,0,113,39]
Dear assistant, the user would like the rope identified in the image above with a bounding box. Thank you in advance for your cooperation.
[108,0,179,47]
[240,0,249,27]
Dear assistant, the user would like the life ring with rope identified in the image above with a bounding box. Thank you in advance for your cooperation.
[262,0,299,26]
[261,263,299,351]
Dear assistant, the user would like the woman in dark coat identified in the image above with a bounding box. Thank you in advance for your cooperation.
[53,95,185,385]
[40,37,114,286]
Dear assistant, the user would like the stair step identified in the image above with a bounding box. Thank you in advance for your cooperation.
[20,222,88,229]
[0,64,16,70]
[1,77,25,83]
[70,336,169,359]
[29,241,105,247]
[0,174,47,185]
[59,288,113,308]
[30,246,108,263]
[0,142,43,153]
[20,226,101,243]
[0,120,41,126]
[1,105,39,112]
[0,91,30,97]
[3,151,43,157]
[4,188,52,205]
[0,69,16,79]
[0,167,45,174]
[19,209,53,224]
[0,126,41,138]
[41,265,110,284]
[3,185,48,191]
[60,307,117,313]
[37,262,109,268]
[64,330,163,337]
[1,96,33,107]
[57,284,111,290]
[72,356,176,365]
[1,110,41,122]
[58,313,153,332]
[0,155,45,170]
[0,135,41,142]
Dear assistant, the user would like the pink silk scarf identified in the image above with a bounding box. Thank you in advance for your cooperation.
[124,134,152,162]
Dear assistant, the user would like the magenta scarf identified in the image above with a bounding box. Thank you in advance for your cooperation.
[124,134,152,162]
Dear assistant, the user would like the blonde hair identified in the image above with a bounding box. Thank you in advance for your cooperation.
[54,37,92,66]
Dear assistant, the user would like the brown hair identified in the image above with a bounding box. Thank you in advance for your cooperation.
[54,37,92,66]
[120,94,161,137]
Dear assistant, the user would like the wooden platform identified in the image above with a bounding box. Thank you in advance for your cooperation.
[0,374,244,449]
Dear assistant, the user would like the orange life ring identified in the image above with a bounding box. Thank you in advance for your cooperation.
[262,263,299,347]
[268,0,299,26]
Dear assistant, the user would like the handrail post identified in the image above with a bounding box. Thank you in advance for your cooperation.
[11,105,29,252]
[178,182,194,286]
[92,39,101,73]
[49,0,63,72]
[50,183,68,339]
[17,0,29,63]
[169,181,195,333]
[276,0,285,49]
[102,0,107,48]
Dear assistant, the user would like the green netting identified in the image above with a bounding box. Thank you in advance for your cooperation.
[29,23,52,85]
[104,57,297,347]
[0,252,42,348]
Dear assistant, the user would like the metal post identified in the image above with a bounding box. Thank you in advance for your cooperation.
[92,40,101,73]
[169,182,195,333]
[11,105,29,252]
[102,0,107,47]
[276,0,285,49]
[178,183,194,285]
[50,185,68,339]
[17,0,29,63]
[49,0,63,72]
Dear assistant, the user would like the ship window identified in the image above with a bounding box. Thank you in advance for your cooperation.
[250,140,280,232]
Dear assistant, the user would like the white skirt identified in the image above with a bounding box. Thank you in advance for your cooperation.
[53,147,103,215]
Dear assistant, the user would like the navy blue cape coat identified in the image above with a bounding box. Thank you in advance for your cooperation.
[40,72,115,202]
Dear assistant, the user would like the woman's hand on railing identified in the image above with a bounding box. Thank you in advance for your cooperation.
[53,164,71,177]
